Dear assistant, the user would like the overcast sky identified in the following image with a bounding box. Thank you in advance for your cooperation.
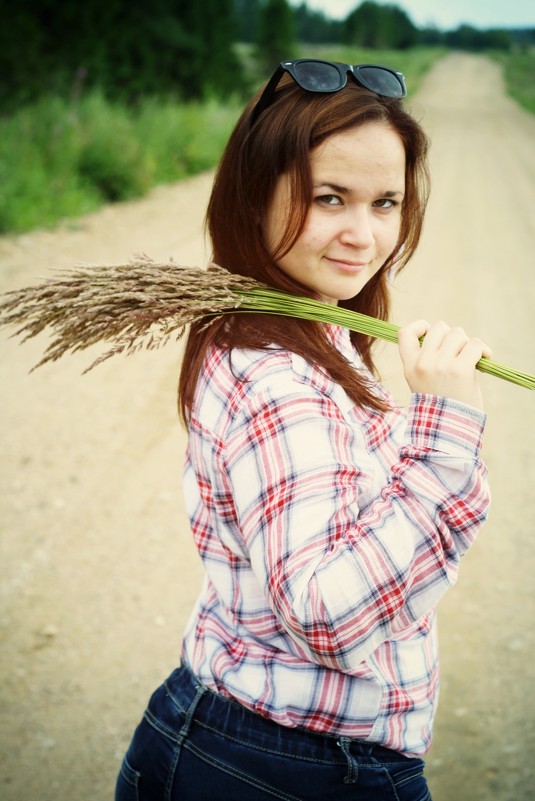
[289,0,535,29]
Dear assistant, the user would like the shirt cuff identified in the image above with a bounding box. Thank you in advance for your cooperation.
[405,393,487,459]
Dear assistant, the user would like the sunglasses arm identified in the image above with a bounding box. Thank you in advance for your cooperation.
[250,65,285,127]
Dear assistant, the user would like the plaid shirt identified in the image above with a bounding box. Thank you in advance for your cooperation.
[181,325,489,756]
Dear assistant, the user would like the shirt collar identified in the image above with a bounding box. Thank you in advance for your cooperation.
[325,323,355,360]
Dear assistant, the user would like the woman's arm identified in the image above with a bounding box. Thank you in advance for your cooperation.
[223,376,489,672]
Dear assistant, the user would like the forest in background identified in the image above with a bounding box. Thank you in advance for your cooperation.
[1,0,533,234]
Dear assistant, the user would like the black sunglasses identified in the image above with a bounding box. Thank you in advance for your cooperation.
[251,59,407,126]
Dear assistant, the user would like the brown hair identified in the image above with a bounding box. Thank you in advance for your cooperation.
[179,74,430,423]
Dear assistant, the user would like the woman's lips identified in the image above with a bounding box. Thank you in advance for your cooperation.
[325,257,368,273]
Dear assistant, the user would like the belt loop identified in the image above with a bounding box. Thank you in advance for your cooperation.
[178,680,206,743]
[338,737,359,784]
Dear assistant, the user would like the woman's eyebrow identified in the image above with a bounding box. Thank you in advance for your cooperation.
[313,182,350,194]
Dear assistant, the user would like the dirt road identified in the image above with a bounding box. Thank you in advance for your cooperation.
[1,53,534,801]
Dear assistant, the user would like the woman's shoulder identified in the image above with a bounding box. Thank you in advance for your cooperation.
[191,343,337,430]
[192,339,385,437]
[200,342,311,402]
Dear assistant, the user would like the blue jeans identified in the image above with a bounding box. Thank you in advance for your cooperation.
[115,662,432,801]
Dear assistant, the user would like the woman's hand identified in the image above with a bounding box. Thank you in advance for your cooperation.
[398,320,493,411]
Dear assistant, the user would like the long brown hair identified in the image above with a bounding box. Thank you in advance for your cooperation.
[179,73,430,423]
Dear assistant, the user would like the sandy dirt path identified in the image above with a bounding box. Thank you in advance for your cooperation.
[1,53,534,801]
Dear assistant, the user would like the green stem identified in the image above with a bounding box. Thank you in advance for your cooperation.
[233,288,535,391]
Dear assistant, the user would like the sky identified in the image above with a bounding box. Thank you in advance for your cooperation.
[290,0,535,30]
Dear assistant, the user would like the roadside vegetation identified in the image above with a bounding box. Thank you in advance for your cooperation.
[0,96,242,234]
[493,49,535,115]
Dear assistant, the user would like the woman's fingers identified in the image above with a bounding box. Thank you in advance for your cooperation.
[424,325,468,358]
[456,336,493,366]
[397,320,491,410]
[397,319,431,364]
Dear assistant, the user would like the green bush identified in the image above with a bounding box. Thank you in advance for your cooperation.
[135,99,240,183]
[76,93,151,202]
[0,97,101,233]
[0,92,241,234]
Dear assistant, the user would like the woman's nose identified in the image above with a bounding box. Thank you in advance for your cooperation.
[339,208,374,248]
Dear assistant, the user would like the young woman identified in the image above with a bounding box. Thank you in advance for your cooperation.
[116,59,491,801]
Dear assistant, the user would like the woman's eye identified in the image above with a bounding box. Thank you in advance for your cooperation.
[316,194,342,207]
[373,198,397,209]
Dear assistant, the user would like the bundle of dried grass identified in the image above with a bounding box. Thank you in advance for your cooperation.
[1,257,533,390]
[0,258,259,371]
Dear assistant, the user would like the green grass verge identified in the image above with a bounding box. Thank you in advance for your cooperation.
[0,92,242,235]
[491,48,535,115]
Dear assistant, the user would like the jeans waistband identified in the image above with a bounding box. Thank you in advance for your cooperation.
[164,661,410,766]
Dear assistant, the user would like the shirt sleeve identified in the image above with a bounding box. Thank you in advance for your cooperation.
[222,378,490,672]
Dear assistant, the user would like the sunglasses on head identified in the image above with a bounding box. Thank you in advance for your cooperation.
[250,58,407,126]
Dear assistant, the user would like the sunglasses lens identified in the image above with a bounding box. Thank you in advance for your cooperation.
[251,60,406,127]
[292,61,342,92]
[357,67,405,98]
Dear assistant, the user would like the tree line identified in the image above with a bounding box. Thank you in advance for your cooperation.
[0,0,529,113]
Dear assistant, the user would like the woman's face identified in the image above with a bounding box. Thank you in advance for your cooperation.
[265,121,406,305]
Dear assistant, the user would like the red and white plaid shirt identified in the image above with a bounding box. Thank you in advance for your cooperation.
[181,325,489,756]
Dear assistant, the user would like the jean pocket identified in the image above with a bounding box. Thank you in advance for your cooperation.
[388,759,431,801]
[115,755,141,801]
